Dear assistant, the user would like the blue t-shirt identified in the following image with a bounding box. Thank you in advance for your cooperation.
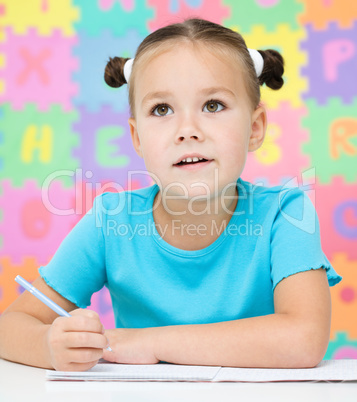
[39,178,342,329]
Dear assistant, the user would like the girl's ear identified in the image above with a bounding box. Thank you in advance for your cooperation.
[128,117,143,158]
[248,105,267,152]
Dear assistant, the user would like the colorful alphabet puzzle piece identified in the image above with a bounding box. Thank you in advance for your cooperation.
[243,102,310,186]
[329,253,357,339]
[0,28,78,111]
[0,179,76,264]
[224,0,303,32]
[89,287,115,329]
[326,332,357,360]
[0,103,79,188]
[73,29,142,112]
[73,105,150,188]
[298,0,357,30]
[0,0,79,37]
[0,256,42,313]
[301,22,357,104]
[147,0,230,31]
[74,0,153,37]
[234,24,308,109]
[302,98,357,184]
[314,177,357,260]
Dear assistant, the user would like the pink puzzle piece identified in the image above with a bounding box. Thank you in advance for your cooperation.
[0,28,78,111]
[315,177,357,260]
[147,0,230,31]
[243,102,310,186]
[0,179,76,265]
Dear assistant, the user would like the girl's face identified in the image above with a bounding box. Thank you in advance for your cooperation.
[129,42,266,202]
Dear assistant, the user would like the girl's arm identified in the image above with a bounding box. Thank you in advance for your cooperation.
[103,268,331,368]
[153,268,331,368]
[0,276,108,371]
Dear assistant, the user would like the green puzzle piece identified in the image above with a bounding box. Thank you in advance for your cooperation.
[0,104,79,188]
[302,98,357,184]
[223,0,303,33]
[74,0,153,37]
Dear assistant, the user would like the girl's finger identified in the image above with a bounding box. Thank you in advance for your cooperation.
[64,332,108,349]
[61,360,101,372]
[55,315,104,334]
[68,347,104,364]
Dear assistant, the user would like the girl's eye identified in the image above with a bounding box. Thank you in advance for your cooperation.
[203,101,225,113]
[152,104,173,116]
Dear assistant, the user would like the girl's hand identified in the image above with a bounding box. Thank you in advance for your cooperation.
[102,328,159,364]
[46,309,108,371]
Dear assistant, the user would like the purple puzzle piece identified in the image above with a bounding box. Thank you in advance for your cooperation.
[73,106,150,189]
[302,22,357,104]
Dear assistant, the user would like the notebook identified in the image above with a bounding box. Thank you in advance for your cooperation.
[46,359,357,382]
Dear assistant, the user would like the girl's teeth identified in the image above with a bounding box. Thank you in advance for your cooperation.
[179,157,206,164]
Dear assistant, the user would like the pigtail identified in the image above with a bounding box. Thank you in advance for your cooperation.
[104,56,130,88]
[257,49,284,90]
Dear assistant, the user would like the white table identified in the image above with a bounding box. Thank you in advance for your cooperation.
[1,359,357,402]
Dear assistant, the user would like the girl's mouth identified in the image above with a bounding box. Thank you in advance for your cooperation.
[175,157,209,166]
[174,158,213,170]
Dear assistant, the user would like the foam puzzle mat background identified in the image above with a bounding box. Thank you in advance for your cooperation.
[0,0,356,360]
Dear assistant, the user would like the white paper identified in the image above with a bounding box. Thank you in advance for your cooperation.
[46,359,357,382]
[46,362,221,382]
[212,359,357,382]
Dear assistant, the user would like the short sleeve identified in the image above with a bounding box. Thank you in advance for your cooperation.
[39,194,107,308]
[270,187,342,292]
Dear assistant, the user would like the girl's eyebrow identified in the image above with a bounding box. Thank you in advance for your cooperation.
[141,86,235,108]
[141,91,172,108]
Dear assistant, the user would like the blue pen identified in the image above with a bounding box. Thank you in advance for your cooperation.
[15,275,113,352]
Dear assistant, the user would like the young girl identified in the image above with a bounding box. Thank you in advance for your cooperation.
[0,18,342,372]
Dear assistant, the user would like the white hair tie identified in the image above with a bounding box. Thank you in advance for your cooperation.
[123,50,264,83]
[248,49,264,77]
[123,58,134,83]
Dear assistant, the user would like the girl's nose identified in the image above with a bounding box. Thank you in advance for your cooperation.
[174,115,204,143]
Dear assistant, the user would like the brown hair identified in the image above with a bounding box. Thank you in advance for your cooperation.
[104,18,284,117]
